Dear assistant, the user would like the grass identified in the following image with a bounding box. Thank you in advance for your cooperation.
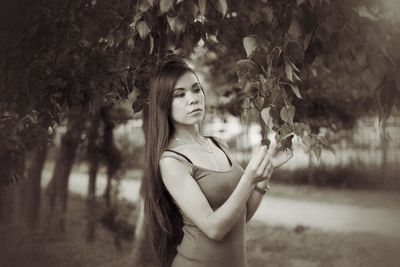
[1,185,400,267]
[246,221,400,267]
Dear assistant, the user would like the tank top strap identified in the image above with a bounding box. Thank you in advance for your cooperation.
[163,149,193,164]
[206,136,232,166]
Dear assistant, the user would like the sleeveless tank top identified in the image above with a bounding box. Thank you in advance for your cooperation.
[160,136,247,267]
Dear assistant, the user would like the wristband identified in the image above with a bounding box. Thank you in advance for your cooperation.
[254,184,270,195]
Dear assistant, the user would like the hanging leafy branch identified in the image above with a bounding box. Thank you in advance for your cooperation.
[1,0,399,188]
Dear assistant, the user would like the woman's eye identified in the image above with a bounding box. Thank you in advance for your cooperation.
[175,93,185,98]
[194,87,201,93]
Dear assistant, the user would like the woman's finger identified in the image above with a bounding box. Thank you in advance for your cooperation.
[272,149,293,168]
[261,165,273,183]
[249,146,267,170]
[257,153,271,176]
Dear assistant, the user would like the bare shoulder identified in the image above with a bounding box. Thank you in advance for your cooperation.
[159,153,193,181]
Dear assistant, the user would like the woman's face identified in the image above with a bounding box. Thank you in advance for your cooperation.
[170,71,205,126]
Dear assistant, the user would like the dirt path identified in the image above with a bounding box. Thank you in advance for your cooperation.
[42,168,400,238]
[253,196,400,237]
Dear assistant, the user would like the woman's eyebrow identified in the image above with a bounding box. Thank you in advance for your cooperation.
[174,83,200,91]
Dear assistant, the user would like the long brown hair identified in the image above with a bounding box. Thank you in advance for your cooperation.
[144,57,194,267]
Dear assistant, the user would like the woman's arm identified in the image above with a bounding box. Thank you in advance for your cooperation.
[160,146,270,241]
[245,180,270,222]
[245,146,294,222]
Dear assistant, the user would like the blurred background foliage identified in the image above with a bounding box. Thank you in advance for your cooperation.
[1,0,400,266]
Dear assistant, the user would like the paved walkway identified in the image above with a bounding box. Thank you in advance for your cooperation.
[253,196,400,237]
[42,170,400,238]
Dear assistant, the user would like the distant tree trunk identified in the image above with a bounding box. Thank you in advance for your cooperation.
[46,118,83,234]
[102,106,114,208]
[307,150,314,185]
[1,152,26,225]
[86,113,101,242]
[130,197,156,266]
[0,186,17,224]
[21,141,48,228]
[380,119,388,186]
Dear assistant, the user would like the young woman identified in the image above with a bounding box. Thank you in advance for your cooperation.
[144,57,289,267]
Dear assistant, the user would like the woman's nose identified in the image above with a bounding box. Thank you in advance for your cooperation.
[188,92,199,105]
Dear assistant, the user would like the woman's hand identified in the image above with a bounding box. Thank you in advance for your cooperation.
[268,143,293,168]
[242,146,274,185]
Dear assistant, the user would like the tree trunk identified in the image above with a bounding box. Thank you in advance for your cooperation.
[307,149,314,185]
[21,141,48,228]
[46,118,83,234]
[130,197,157,266]
[380,119,388,186]
[0,186,17,224]
[86,113,101,242]
[102,107,114,208]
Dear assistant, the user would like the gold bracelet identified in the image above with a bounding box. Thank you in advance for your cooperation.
[254,184,270,195]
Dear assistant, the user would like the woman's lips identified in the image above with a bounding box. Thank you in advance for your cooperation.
[188,108,202,114]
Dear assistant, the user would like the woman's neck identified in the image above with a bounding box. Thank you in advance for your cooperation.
[173,124,204,142]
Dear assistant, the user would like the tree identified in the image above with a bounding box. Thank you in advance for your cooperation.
[1,0,400,265]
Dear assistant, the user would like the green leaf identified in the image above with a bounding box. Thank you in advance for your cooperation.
[279,124,293,139]
[368,52,387,82]
[216,0,227,16]
[236,59,259,81]
[198,0,206,15]
[78,39,91,48]
[301,134,311,148]
[243,36,257,58]
[271,46,282,69]
[261,107,273,131]
[297,0,306,6]
[313,145,322,160]
[263,7,274,24]
[127,36,135,49]
[285,63,293,82]
[253,95,264,110]
[138,1,151,12]
[177,16,187,33]
[243,81,260,96]
[280,105,295,124]
[294,122,311,137]
[290,84,302,99]
[318,136,335,154]
[243,97,251,109]
[292,71,301,82]
[291,62,300,73]
[136,21,151,39]
[132,12,144,28]
[160,0,174,14]
[184,0,199,17]
[149,35,154,54]
[304,33,313,51]
[167,16,177,32]
[288,15,303,39]
[105,34,114,47]
[241,109,250,124]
